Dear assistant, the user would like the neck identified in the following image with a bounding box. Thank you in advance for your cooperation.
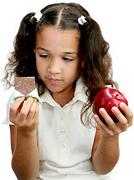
[51,86,75,107]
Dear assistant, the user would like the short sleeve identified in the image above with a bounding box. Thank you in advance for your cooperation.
[2,90,14,125]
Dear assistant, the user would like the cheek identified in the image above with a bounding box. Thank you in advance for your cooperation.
[36,60,45,76]
[66,63,80,78]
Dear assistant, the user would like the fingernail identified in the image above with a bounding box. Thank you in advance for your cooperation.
[28,97,34,101]
[111,106,118,112]
[99,108,105,113]
[120,102,126,107]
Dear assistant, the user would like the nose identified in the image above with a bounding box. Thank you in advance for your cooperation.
[47,58,61,74]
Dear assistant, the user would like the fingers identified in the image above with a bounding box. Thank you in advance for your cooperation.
[17,98,34,120]
[119,102,133,127]
[26,100,39,124]
[32,101,39,124]
[10,97,25,122]
[94,114,116,136]
[111,106,128,132]
[10,97,39,131]
[94,103,133,137]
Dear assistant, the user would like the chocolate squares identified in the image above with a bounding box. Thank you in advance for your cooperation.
[15,77,35,96]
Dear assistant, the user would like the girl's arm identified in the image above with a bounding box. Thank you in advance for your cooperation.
[9,97,39,180]
[91,102,133,175]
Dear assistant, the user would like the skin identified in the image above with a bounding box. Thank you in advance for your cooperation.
[10,26,133,179]
[35,27,82,106]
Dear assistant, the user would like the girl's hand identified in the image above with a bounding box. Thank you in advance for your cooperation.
[10,97,39,133]
[94,102,133,138]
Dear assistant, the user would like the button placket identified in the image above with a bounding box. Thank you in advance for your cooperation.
[61,142,67,148]
[59,109,68,150]
[60,128,66,134]
[61,112,65,120]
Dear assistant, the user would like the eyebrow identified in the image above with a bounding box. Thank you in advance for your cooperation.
[37,47,78,55]
[37,47,49,52]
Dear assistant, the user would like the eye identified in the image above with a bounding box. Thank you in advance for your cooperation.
[62,57,73,62]
[40,54,49,59]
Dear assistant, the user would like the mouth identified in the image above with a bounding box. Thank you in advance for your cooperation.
[46,77,62,85]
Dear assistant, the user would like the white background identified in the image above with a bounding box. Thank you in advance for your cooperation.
[0,0,134,179]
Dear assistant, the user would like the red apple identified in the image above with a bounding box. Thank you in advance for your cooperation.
[93,87,128,124]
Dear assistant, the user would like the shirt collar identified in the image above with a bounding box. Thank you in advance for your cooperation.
[40,78,88,107]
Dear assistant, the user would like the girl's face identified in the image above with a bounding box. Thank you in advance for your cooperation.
[35,26,82,97]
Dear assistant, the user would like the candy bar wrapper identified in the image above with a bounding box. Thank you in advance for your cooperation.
[3,88,41,125]
[10,88,41,104]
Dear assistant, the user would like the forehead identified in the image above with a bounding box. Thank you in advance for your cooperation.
[36,26,80,51]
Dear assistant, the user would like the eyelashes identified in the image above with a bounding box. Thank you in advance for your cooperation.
[39,54,48,58]
[39,55,73,62]
[62,57,73,62]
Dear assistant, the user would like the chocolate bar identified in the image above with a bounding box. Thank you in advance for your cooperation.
[15,77,35,96]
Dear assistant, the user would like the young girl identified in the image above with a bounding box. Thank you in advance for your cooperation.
[3,2,133,180]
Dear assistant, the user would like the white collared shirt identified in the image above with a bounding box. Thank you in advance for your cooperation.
[3,78,110,179]
[37,78,110,179]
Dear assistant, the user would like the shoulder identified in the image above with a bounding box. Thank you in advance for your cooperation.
[73,78,88,102]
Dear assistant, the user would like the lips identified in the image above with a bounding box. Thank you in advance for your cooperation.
[46,77,62,84]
